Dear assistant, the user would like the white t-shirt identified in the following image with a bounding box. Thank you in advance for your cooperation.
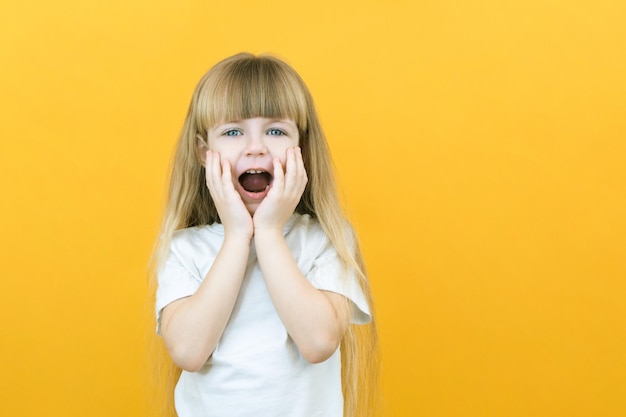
[156,214,371,417]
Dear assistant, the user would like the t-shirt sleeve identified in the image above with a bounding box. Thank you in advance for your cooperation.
[155,252,202,334]
[306,243,371,325]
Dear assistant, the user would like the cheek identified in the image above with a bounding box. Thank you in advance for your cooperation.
[209,145,237,166]
[223,155,239,173]
[269,142,295,160]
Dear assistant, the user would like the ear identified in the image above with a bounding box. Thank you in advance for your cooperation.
[196,134,209,165]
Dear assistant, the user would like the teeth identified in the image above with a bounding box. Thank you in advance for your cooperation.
[245,170,265,174]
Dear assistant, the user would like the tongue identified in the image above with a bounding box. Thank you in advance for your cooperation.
[240,172,271,193]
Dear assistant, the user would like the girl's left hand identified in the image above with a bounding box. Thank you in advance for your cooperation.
[253,147,307,231]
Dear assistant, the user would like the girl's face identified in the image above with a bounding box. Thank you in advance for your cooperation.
[202,117,300,214]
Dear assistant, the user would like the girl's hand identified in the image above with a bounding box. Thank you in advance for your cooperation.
[253,147,308,232]
[205,150,254,239]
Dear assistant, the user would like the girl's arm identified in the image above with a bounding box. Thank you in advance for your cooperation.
[254,230,351,363]
[253,148,351,363]
[160,152,254,372]
[159,235,250,372]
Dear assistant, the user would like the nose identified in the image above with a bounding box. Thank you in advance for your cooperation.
[245,132,267,156]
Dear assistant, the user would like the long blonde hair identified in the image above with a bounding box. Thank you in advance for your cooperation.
[149,53,380,417]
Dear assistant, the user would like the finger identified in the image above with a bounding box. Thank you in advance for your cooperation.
[287,148,306,195]
[285,148,297,181]
[295,147,307,182]
[207,151,224,196]
[272,156,285,191]
[284,148,300,194]
[221,159,234,188]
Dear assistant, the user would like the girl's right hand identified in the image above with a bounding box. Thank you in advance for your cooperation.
[205,150,254,240]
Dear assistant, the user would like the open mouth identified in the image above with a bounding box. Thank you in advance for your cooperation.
[238,170,272,193]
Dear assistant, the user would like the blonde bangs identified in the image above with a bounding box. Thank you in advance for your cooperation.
[194,54,309,137]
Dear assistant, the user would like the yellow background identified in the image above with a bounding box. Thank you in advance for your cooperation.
[1,0,625,416]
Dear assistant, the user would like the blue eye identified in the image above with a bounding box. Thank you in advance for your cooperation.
[224,129,242,137]
[267,128,286,136]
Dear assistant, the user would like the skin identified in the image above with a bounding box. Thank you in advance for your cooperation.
[160,117,351,371]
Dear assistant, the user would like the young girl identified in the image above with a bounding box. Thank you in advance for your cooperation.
[151,53,379,417]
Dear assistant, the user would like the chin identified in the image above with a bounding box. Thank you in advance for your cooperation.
[245,202,261,215]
